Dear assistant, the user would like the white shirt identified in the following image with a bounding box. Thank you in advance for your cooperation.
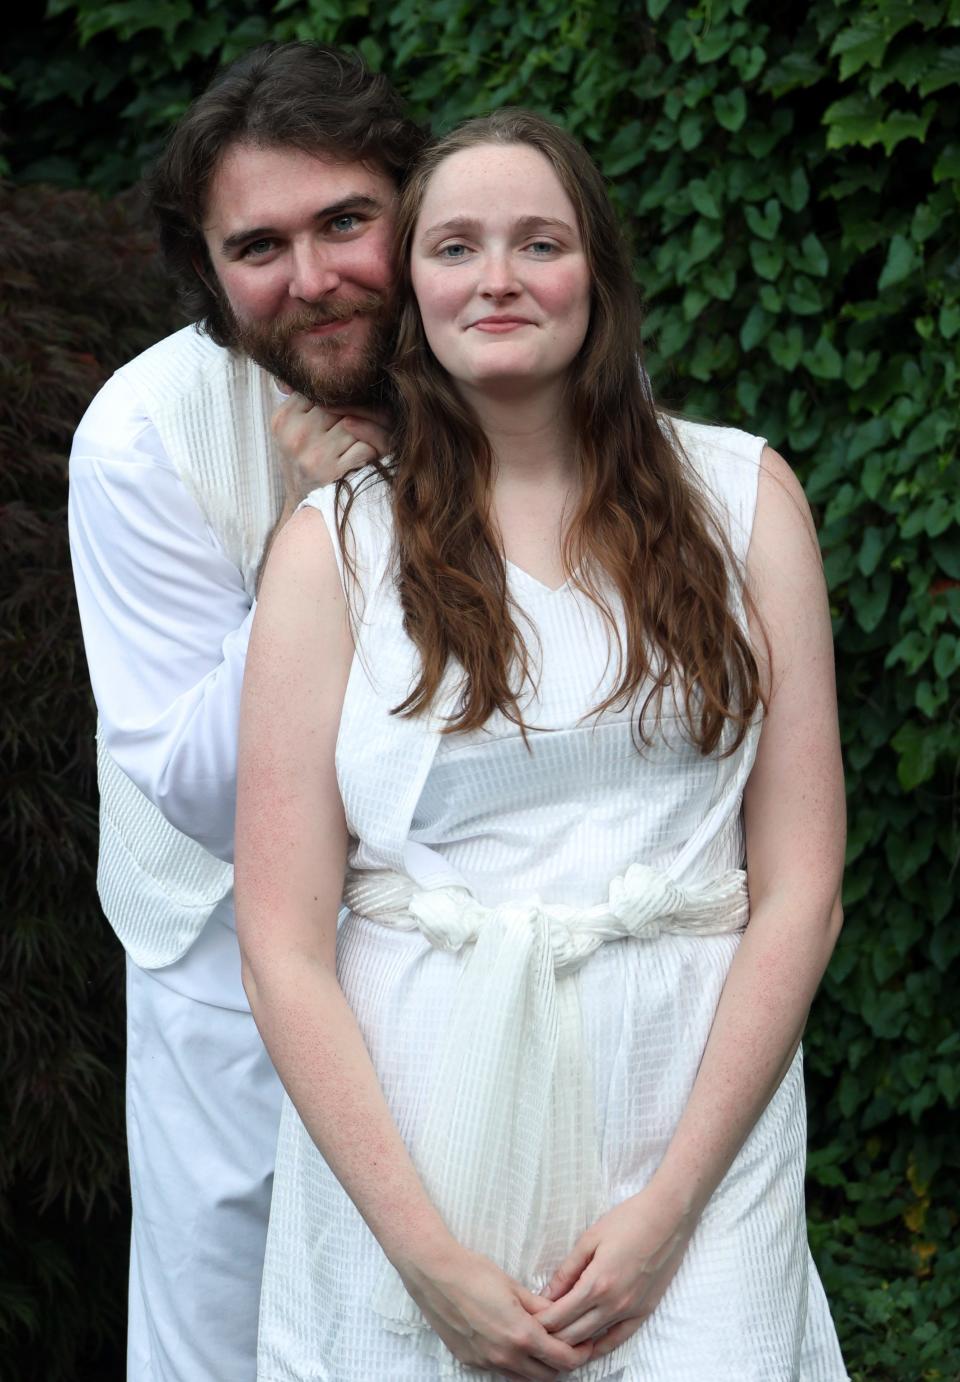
[69,369,269,1007]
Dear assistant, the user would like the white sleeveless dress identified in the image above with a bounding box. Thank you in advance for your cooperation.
[256,421,848,1381]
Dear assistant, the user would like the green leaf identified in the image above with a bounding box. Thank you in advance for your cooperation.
[604,121,646,176]
[933,634,960,679]
[829,17,889,80]
[824,95,936,155]
[786,276,823,316]
[700,263,736,300]
[877,234,922,291]
[750,240,784,281]
[848,569,891,632]
[918,47,960,97]
[646,0,672,17]
[744,197,782,240]
[798,232,829,278]
[780,166,810,213]
[939,303,960,339]
[713,88,747,132]
[688,178,720,219]
[804,334,843,380]
[678,112,704,151]
[769,324,804,371]
[857,527,888,578]
[740,304,774,351]
[933,144,960,183]
[891,721,939,789]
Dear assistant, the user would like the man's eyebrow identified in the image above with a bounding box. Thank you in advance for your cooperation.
[419,214,576,244]
[218,195,386,255]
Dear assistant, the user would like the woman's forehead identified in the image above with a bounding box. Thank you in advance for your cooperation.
[415,142,577,227]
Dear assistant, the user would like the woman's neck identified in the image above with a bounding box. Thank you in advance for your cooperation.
[463,381,578,487]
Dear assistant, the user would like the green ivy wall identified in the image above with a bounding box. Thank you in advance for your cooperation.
[2,2,958,1378]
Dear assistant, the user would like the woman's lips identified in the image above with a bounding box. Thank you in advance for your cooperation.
[469,316,534,333]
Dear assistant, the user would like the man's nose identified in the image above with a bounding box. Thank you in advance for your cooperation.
[288,243,341,302]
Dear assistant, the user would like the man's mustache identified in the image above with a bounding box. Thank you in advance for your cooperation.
[275,292,388,336]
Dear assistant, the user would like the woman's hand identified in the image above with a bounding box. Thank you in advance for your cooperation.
[398,1242,595,1381]
[271,391,391,505]
[536,1184,697,1357]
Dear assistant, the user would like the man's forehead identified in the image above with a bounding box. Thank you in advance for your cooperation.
[203,141,396,231]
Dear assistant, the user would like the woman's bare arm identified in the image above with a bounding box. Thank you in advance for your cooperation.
[235,506,591,1381]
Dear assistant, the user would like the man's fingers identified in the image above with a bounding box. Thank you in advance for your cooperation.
[335,417,391,456]
[334,440,378,478]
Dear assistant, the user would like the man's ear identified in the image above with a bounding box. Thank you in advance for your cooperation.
[192,253,217,296]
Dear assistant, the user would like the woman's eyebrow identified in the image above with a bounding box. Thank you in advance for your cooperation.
[419,214,575,245]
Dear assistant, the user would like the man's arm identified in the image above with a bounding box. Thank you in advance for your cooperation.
[68,372,257,862]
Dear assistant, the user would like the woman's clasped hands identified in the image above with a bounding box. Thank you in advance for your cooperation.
[397,1182,694,1379]
[537,1183,696,1361]
[400,1243,594,1381]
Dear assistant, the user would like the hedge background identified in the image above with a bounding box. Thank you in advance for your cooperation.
[2,1,958,1378]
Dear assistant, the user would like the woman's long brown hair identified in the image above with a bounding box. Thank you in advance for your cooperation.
[340,110,765,755]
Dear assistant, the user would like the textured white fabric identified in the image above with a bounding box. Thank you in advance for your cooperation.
[257,422,848,1381]
[126,959,284,1381]
[348,865,749,1378]
[69,326,284,970]
[69,326,289,1379]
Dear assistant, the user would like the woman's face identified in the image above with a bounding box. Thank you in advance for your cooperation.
[409,142,591,399]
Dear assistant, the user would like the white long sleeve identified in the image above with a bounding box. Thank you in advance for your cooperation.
[69,371,254,864]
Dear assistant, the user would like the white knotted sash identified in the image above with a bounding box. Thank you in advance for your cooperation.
[344,862,749,1379]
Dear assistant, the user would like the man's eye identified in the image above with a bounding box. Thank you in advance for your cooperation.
[243,239,275,258]
[330,214,359,233]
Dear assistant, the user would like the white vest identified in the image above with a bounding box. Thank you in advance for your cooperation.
[95,326,283,968]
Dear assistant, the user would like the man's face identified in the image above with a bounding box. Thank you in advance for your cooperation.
[202,142,398,408]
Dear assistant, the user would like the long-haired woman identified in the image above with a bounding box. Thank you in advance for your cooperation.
[236,111,849,1381]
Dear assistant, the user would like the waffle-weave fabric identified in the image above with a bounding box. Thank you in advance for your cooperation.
[256,421,848,1381]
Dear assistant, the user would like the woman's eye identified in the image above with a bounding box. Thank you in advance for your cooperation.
[527,240,558,255]
[438,243,470,260]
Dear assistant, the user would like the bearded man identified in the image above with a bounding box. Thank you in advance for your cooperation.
[68,42,422,1380]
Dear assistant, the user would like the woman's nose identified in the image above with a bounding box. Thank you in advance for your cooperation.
[478,251,520,301]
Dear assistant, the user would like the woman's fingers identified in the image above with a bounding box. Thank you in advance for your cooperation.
[544,1237,593,1302]
[536,1273,594,1333]
[591,1314,646,1357]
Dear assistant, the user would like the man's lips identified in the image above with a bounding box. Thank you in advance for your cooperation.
[299,318,354,338]
[468,315,535,333]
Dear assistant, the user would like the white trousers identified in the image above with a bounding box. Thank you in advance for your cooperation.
[125,957,284,1381]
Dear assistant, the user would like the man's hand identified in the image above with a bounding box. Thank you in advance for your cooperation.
[536,1184,697,1357]
[271,391,391,509]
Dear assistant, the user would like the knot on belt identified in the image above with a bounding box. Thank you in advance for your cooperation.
[405,862,747,976]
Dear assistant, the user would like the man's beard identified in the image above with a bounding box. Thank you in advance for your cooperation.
[225,291,392,409]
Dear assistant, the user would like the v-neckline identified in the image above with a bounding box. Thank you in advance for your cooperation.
[505,557,571,596]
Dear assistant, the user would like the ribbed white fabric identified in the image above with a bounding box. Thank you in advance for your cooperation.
[346,864,749,1379]
[93,326,282,967]
[257,422,849,1381]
